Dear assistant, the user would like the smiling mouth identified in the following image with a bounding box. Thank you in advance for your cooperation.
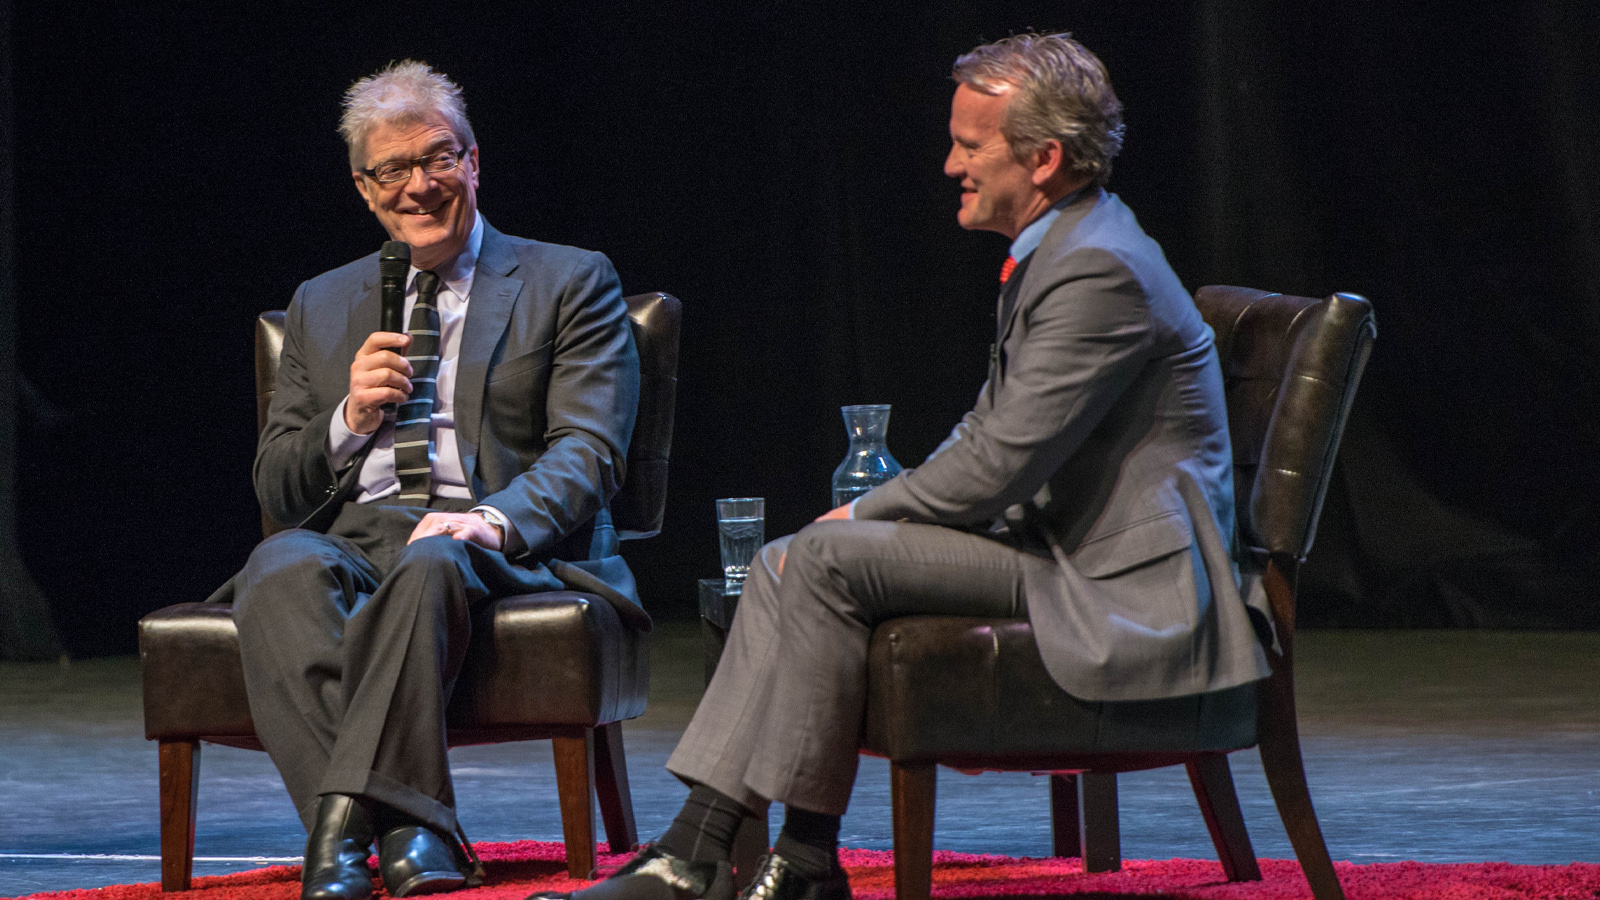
[403,204,443,216]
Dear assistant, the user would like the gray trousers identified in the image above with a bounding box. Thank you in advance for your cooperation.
[234,500,545,837]
[666,519,1056,816]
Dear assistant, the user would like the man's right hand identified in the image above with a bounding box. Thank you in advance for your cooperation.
[345,331,413,435]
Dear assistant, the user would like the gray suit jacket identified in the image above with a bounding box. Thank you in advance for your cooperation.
[853,190,1269,701]
[217,220,642,613]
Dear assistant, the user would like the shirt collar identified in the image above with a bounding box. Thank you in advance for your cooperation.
[1007,186,1089,263]
[411,212,485,291]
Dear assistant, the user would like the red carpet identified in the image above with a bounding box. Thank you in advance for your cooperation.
[16,842,1600,900]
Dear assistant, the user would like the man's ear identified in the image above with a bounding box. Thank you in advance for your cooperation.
[353,171,378,213]
[1031,139,1066,188]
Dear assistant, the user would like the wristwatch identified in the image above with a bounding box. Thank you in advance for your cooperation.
[469,506,509,545]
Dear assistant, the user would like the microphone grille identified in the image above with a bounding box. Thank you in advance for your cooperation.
[379,241,411,277]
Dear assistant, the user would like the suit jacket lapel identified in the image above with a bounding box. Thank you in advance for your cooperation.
[350,265,382,376]
[454,222,524,489]
[998,187,1104,349]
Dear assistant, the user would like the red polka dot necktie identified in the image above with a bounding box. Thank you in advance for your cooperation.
[999,255,1018,285]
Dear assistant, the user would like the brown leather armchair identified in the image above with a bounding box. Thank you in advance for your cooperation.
[861,287,1374,900]
[139,292,681,892]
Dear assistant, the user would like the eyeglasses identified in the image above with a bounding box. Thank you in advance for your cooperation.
[360,147,471,185]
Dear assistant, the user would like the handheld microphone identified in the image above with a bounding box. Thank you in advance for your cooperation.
[377,241,411,415]
[378,240,411,337]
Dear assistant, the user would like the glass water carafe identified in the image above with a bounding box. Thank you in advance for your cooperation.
[831,404,903,508]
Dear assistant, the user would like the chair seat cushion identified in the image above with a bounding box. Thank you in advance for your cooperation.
[140,603,256,739]
[862,617,1257,769]
[140,592,648,743]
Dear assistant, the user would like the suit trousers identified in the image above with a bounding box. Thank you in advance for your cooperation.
[666,518,1057,816]
[234,498,523,837]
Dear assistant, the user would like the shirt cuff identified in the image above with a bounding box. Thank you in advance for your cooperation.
[327,397,373,470]
[471,505,522,554]
[847,498,860,519]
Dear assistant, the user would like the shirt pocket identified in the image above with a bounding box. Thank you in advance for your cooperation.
[1070,511,1194,579]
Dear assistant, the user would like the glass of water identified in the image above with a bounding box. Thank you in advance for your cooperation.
[716,497,765,590]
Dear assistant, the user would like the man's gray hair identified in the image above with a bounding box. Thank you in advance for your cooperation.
[952,33,1125,187]
[339,60,476,170]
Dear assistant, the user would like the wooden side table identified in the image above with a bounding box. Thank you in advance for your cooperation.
[698,578,740,683]
[696,577,771,884]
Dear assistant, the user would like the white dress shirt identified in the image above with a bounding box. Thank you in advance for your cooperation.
[324,215,514,543]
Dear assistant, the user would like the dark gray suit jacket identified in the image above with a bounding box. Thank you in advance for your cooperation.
[216,220,642,613]
[853,189,1269,701]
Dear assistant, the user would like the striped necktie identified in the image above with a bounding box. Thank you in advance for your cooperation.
[392,270,442,505]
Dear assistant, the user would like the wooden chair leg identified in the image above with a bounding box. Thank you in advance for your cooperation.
[1048,774,1081,857]
[592,723,639,853]
[1186,754,1261,881]
[1259,683,1345,900]
[158,739,201,892]
[1077,773,1120,873]
[552,733,597,878]
[1255,558,1346,900]
[889,763,935,900]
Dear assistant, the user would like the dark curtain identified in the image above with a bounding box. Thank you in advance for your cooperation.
[1189,1,1600,625]
[6,1,1597,657]
[0,0,64,659]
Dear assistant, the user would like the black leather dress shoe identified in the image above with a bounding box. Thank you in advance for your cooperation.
[302,794,379,900]
[525,844,734,900]
[736,853,850,900]
[378,825,469,897]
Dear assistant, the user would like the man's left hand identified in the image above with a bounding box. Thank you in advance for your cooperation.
[780,503,854,573]
[815,504,852,522]
[408,512,503,550]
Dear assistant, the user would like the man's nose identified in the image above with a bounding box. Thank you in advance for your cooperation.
[943,146,963,178]
[402,165,439,193]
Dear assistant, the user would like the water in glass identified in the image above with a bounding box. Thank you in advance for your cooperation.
[718,516,764,587]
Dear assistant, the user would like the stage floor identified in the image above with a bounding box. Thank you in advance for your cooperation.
[3,626,1597,896]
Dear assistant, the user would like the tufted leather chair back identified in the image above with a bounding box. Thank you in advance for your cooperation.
[253,291,681,540]
[611,292,681,539]
[1195,286,1375,563]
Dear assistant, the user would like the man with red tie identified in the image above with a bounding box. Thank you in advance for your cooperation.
[554,32,1269,900]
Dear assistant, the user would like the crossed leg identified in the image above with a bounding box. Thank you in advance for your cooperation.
[234,530,483,834]
[669,518,1049,813]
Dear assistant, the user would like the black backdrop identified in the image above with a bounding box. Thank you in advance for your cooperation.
[6,1,1598,658]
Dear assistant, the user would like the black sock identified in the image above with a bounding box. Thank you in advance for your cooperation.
[772,806,841,878]
[657,784,750,864]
